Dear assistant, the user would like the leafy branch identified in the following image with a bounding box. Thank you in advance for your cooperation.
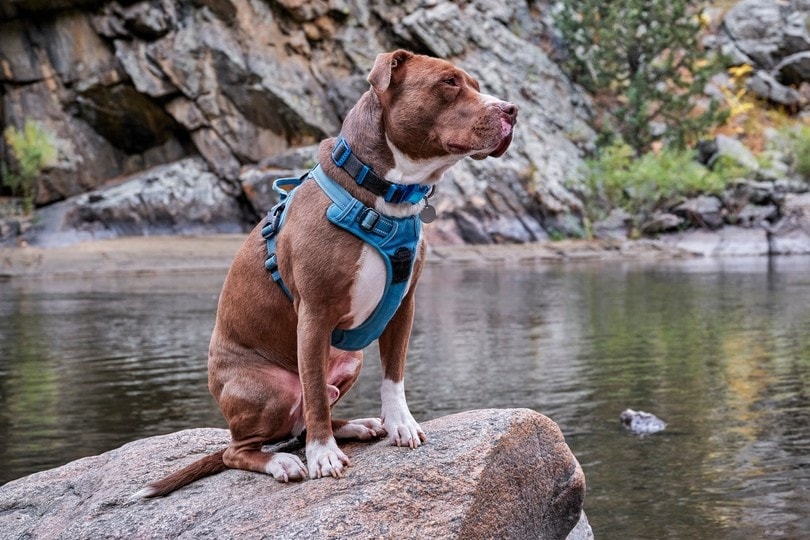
[2,120,57,214]
[554,0,727,154]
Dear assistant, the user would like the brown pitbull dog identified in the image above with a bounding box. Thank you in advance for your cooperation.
[137,50,517,496]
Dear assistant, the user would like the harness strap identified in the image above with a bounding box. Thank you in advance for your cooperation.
[261,174,306,301]
[262,165,421,351]
[331,137,431,205]
[315,165,420,350]
[273,176,303,199]
[310,165,398,238]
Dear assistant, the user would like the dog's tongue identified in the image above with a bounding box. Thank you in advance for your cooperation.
[500,116,512,137]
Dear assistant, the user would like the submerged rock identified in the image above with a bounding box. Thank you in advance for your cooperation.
[0,408,590,540]
[620,408,667,435]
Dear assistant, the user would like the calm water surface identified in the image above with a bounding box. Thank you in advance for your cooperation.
[1,256,809,538]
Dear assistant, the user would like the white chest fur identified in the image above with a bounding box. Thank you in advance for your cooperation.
[345,237,420,329]
[346,244,387,328]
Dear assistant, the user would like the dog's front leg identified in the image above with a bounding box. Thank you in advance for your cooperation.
[297,303,352,479]
[378,286,427,448]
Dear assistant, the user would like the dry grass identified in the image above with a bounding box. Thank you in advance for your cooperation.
[711,97,794,153]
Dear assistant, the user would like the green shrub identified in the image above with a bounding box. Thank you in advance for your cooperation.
[581,141,743,228]
[2,120,57,214]
[777,124,810,179]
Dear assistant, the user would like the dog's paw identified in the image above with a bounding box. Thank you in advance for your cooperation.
[306,439,351,479]
[335,418,385,440]
[380,380,426,448]
[265,452,307,482]
[382,413,426,449]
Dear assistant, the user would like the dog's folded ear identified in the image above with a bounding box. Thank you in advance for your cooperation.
[368,49,414,92]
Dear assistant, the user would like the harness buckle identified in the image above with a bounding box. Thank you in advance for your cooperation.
[359,208,381,232]
[331,138,352,167]
[265,253,279,272]
[261,203,285,239]
[385,183,431,205]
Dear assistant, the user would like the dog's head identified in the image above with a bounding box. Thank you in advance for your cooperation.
[368,50,517,162]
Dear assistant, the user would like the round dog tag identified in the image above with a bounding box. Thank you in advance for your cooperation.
[420,204,437,223]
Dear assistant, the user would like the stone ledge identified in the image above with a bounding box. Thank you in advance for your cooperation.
[0,408,589,540]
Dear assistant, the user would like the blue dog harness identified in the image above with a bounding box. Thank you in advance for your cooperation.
[261,139,426,351]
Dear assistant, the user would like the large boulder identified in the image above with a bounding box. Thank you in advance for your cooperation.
[0,12,189,205]
[0,408,589,540]
[662,226,771,256]
[720,0,790,68]
[27,157,246,247]
[717,0,810,89]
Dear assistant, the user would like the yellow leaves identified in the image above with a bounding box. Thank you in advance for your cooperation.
[720,86,755,117]
[709,63,770,150]
[728,64,754,81]
[719,64,756,121]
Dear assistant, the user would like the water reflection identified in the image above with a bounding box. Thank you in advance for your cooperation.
[0,274,226,479]
[1,257,809,538]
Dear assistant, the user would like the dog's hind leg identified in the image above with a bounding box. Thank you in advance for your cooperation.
[215,366,309,482]
[223,438,307,483]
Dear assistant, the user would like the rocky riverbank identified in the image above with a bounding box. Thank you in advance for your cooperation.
[2,0,810,251]
[0,232,729,280]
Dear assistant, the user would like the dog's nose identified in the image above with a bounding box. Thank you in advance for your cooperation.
[498,101,518,120]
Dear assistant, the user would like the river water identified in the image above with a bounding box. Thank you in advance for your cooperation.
[1,255,809,538]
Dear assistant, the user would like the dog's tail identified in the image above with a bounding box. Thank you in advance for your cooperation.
[133,449,227,498]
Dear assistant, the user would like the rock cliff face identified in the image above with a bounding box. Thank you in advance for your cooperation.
[0,0,594,245]
[0,408,591,539]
